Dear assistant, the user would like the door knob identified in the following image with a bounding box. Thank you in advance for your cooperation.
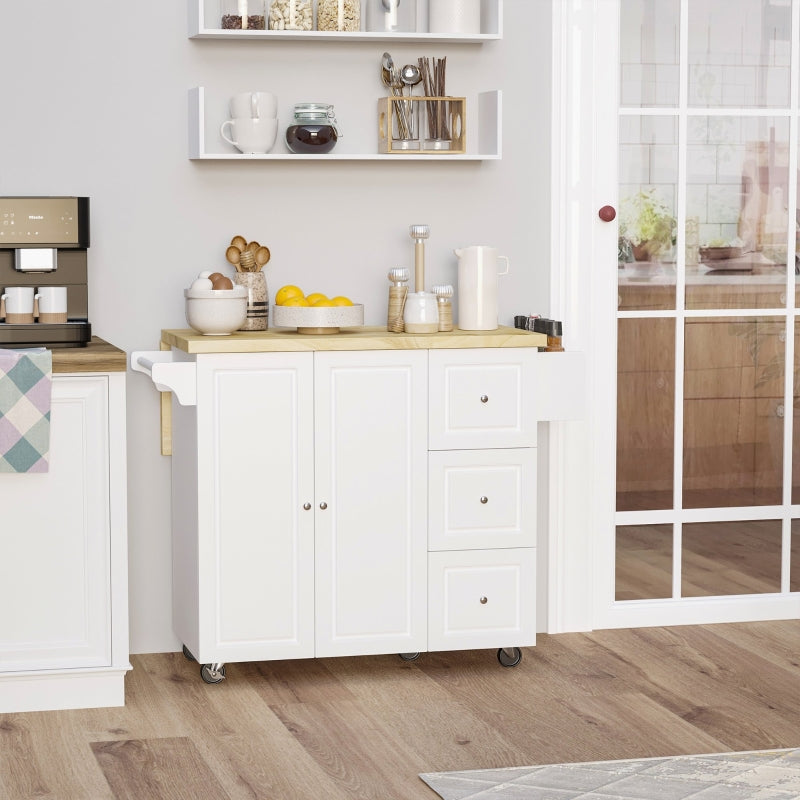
[319,502,328,510]
[303,502,311,510]
[598,205,616,222]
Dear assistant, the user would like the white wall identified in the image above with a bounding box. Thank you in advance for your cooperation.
[0,0,552,653]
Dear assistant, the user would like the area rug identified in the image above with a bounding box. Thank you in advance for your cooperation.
[420,748,800,799]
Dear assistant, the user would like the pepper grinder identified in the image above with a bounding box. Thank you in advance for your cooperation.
[404,224,438,334]
[387,267,409,333]
[433,284,454,332]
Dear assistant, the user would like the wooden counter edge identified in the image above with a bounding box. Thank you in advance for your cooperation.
[51,337,126,373]
[160,325,547,354]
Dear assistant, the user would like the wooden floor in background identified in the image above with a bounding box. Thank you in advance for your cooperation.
[3,621,800,799]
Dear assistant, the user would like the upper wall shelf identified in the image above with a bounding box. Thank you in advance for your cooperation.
[189,0,503,41]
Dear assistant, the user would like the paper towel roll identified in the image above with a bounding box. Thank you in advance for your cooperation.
[429,0,481,34]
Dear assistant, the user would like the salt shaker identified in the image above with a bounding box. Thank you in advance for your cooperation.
[433,284,453,332]
[387,267,409,333]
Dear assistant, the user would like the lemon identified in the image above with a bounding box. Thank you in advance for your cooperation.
[305,292,329,305]
[311,298,335,307]
[330,296,353,306]
[275,285,304,306]
[282,296,310,307]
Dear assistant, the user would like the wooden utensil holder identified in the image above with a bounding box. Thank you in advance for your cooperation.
[378,96,466,155]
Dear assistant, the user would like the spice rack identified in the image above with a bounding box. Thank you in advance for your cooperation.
[189,87,501,161]
[189,0,503,40]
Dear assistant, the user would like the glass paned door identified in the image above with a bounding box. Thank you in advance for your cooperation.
[614,0,800,613]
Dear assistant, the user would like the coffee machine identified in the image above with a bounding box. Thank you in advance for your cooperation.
[0,197,92,347]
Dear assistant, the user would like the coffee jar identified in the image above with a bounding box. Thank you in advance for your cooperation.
[286,103,340,154]
[221,0,266,29]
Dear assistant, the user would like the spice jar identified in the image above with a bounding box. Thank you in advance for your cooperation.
[268,0,313,30]
[285,103,340,154]
[221,0,266,29]
[317,0,360,31]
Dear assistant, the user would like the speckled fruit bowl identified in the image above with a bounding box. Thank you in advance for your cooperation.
[273,303,364,334]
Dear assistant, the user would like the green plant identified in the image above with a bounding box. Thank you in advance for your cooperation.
[619,189,676,256]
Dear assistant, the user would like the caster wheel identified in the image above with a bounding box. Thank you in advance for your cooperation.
[200,663,226,684]
[497,647,522,668]
[399,652,420,662]
[182,644,196,662]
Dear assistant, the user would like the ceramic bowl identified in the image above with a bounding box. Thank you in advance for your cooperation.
[273,303,364,334]
[184,286,248,335]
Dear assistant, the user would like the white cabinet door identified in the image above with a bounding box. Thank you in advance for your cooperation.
[187,353,315,663]
[314,350,428,657]
[0,376,111,671]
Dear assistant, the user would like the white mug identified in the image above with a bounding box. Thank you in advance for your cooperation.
[229,92,278,120]
[1,286,35,324]
[221,117,279,154]
[36,286,68,323]
[455,246,510,331]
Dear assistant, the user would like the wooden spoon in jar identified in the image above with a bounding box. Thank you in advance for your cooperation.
[225,245,243,272]
[254,246,270,269]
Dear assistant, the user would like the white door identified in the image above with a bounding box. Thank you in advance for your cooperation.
[314,350,428,657]
[0,376,111,671]
[554,0,800,630]
[194,352,315,663]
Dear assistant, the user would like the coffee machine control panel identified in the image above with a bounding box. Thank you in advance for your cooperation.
[0,197,89,248]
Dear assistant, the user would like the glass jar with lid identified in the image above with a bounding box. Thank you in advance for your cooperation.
[268,0,313,30]
[317,0,360,31]
[221,0,266,29]
[285,103,341,154]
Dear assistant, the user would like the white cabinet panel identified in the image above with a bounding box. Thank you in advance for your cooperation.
[0,376,111,671]
[314,350,428,657]
[189,353,315,663]
[428,548,535,652]
[429,348,538,450]
[429,448,536,551]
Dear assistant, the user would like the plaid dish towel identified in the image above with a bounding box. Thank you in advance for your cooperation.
[0,348,52,473]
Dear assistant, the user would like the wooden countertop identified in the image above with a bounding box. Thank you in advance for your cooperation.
[160,325,547,354]
[52,337,126,373]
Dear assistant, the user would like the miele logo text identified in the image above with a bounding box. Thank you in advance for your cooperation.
[28,215,44,220]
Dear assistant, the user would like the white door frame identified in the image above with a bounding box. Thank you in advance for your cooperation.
[548,0,800,633]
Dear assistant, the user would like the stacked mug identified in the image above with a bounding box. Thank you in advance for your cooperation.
[221,92,279,154]
[1,286,68,324]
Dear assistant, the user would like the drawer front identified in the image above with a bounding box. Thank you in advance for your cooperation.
[429,349,537,450]
[429,448,536,551]
[428,548,536,652]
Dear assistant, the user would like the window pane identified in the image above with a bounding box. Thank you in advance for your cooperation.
[684,317,784,508]
[791,520,800,592]
[688,0,791,109]
[617,318,675,511]
[619,117,678,310]
[686,117,789,311]
[682,520,781,595]
[616,524,673,600]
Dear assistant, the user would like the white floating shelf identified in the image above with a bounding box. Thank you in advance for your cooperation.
[188,87,502,161]
[189,0,503,41]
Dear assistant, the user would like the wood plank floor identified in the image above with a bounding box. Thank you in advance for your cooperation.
[3,621,800,799]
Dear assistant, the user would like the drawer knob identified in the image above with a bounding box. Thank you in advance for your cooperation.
[480,394,489,404]
[303,502,311,511]
[480,596,488,604]
[480,496,488,504]
[319,502,328,510]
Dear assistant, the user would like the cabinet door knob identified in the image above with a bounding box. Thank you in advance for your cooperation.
[480,596,488,604]
[319,502,328,510]
[480,394,489,403]
[303,502,312,511]
[480,496,488,504]
[598,205,616,222]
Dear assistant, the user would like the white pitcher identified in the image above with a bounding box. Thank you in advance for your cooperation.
[455,245,510,331]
